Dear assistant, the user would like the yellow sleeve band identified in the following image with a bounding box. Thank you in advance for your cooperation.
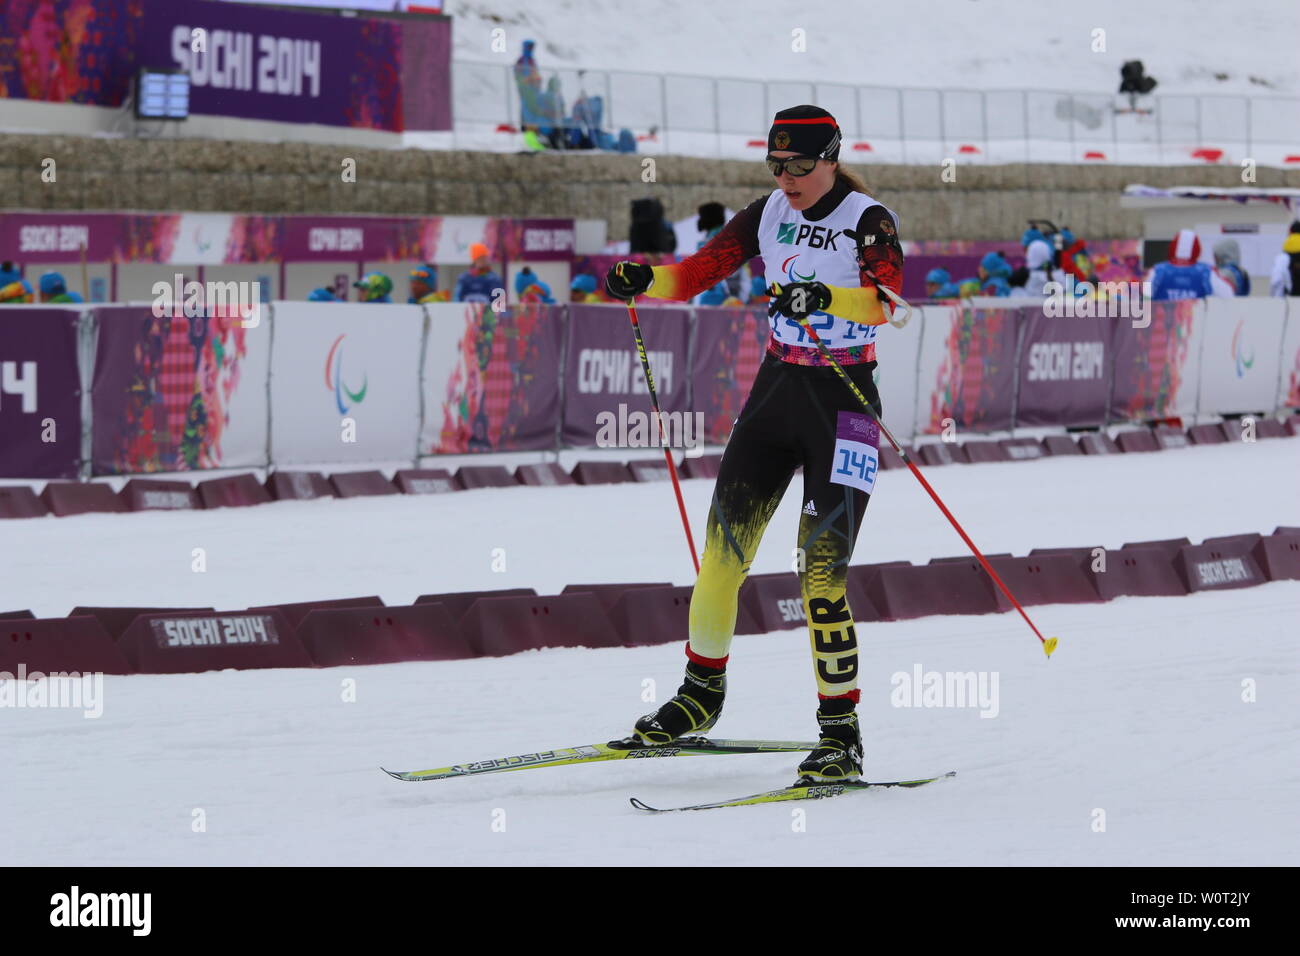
[644,265,684,300]
[825,284,889,326]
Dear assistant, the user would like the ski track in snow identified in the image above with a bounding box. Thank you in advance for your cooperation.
[2,438,1298,864]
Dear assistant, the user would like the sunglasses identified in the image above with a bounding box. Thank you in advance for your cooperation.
[765,155,820,177]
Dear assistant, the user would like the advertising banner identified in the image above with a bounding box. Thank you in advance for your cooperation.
[422,302,565,454]
[562,304,692,448]
[268,301,423,464]
[1015,308,1115,428]
[915,303,1020,434]
[1196,297,1287,416]
[90,304,270,474]
[690,306,772,445]
[1109,299,1204,423]
[0,307,83,479]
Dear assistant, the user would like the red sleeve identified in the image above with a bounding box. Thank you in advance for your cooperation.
[648,196,767,301]
[853,204,904,297]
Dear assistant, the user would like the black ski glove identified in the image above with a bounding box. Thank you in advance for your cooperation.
[767,281,832,319]
[604,261,654,300]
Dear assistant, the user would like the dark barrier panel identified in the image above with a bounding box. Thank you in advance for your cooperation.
[867,563,1007,620]
[0,308,82,479]
[267,471,335,500]
[741,572,806,632]
[1176,544,1267,592]
[456,465,518,489]
[1188,423,1230,445]
[917,443,968,466]
[1154,426,1190,450]
[120,478,200,511]
[1253,534,1300,581]
[330,471,399,498]
[118,610,310,674]
[1016,308,1114,428]
[1028,546,1103,573]
[562,304,692,447]
[1078,432,1120,455]
[1116,430,1160,453]
[298,605,475,666]
[415,588,539,621]
[879,446,907,470]
[681,454,723,479]
[572,461,631,485]
[1200,533,1262,555]
[1273,526,1300,535]
[69,606,217,640]
[1091,546,1189,599]
[516,463,574,486]
[1122,537,1192,560]
[0,486,48,519]
[931,554,1013,563]
[562,582,673,612]
[41,482,126,516]
[628,459,670,481]
[248,597,384,630]
[1253,418,1286,439]
[1043,435,1081,455]
[607,586,693,646]
[961,441,1011,463]
[198,474,272,509]
[1000,438,1046,460]
[0,610,35,620]
[460,594,620,656]
[394,469,459,494]
[0,616,130,674]
[690,306,770,444]
[983,555,1104,606]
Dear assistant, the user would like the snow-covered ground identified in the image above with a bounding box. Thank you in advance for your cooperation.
[2,437,1298,865]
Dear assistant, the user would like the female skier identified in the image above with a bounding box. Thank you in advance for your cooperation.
[604,105,904,784]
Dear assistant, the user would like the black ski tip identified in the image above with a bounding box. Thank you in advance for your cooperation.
[380,767,406,780]
[629,797,659,812]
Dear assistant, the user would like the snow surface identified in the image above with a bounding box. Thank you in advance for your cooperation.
[2,438,1299,865]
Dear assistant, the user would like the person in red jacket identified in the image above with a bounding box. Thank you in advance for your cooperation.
[605,105,903,784]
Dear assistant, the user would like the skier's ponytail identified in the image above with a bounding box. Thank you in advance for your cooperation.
[834,165,872,195]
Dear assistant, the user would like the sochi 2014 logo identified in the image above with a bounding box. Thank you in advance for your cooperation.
[325,334,368,414]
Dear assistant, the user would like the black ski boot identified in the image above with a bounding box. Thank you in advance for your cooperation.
[795,698,863,783]
[630,661,726,745]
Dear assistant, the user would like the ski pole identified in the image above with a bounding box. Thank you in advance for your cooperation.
[773,284,1058,658]
[621,285,701,575]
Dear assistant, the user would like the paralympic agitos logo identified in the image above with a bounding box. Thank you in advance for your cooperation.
[325,334,368,414]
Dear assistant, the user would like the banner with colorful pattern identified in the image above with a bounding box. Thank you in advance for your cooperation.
[1109,300,1203,423]
[422,302,565,454]
[90,304,269,474]
[917,303,1020,434]
[690,306,771,444]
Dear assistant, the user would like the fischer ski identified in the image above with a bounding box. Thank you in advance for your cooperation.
[629,771,956,812]
[382,736,816,782]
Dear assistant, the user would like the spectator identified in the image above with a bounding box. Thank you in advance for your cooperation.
[513,40,542,123]
[454,243,504,304]
[521,125,548,152]
[308,287,342,302]
[515,266,556,303]
[1058,228,1097,289]
[38,271,84,303]
[1007,265,1035,298]
[570,272,601,303]
[1019,227,1057,297]
[977,251,1012,296]
[0,261,20,287]
[1269,221,1300,296]
[0,279,34,303]
[352,272,394,303]
[924,267,960,299]
[748,275,771,305]
[1212,239,1251,296]
[1147,229,1233,300]
[409,264,448,304]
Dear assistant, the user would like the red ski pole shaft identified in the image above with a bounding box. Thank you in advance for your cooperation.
[786,304,1057,657]
[624,295,701,575]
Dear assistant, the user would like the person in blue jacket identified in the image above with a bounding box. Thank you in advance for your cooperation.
[924,267,960,299]
[514,266,556,303]
[1146,229,1232,300]
[308,287,342,302]
[352,272,394,303]
[455,243,505,304]
[39,271,84,303]
[1212,239,1250,296]
[975,251,1012,296]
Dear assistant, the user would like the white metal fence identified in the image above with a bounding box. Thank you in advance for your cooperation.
[453,59,1300,164]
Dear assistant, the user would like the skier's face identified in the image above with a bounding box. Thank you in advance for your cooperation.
[769,151,836,211]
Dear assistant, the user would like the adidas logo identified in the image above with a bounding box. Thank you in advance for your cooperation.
[802,500,818,516]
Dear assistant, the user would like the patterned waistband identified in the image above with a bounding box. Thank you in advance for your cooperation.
[766,336,877,367]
